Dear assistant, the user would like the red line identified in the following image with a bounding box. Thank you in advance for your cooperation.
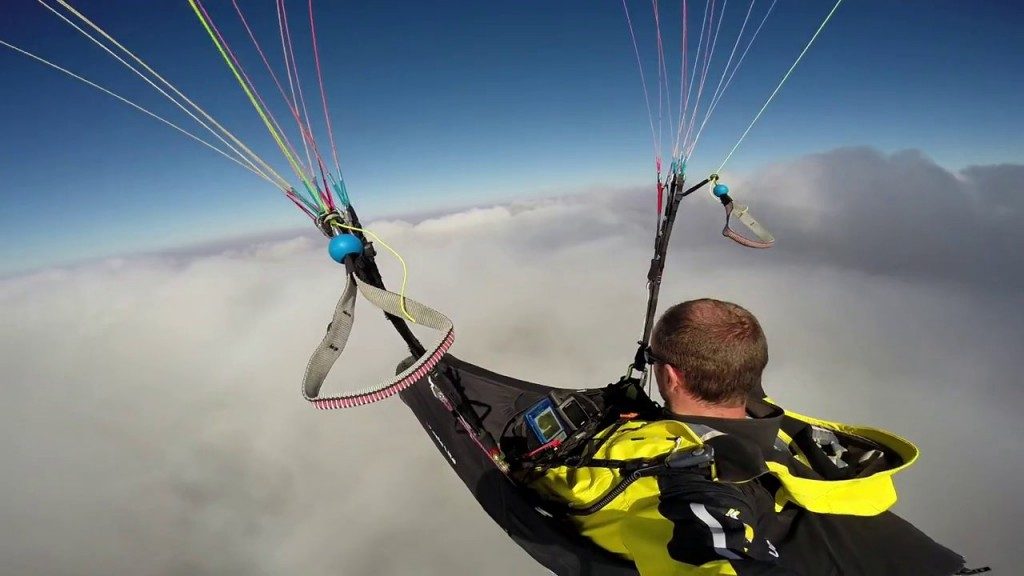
[232,0,320,177]
[310,329,455,409]
[279,0,327,174]
[194,0,307,179]
[309,0,343,176]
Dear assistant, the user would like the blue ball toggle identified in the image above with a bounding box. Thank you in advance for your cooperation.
[328,233,363,263]
[713,183,730,197]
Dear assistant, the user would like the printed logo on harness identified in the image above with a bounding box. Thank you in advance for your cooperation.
[426,423,456,466]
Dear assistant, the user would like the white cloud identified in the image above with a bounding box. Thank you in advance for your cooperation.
[1,148,1020,574]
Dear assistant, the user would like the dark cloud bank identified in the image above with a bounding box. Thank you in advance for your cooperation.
[1,148,1020,574]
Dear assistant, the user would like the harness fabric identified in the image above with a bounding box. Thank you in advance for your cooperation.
[399,359,964,575]
[531,398,965,575]
[399,356,641,576]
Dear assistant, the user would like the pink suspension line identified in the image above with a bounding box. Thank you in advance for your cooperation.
[675,0,711,159]
[621,0,659,167]
[652,0,674,166]
[192,0,309,186]
[652,1,662,159]
[309,0,344,179]
[230,0,326,186]
[275,0,316,176]
[718,0,776,106]
[681,0,726,157]
[314,155,335,211]
[684,0,758,161]
[279,0,325,185]
[675,0,689,162]
[286,189,317,220]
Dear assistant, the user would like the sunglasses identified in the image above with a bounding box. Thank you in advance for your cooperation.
[643,346,670,366]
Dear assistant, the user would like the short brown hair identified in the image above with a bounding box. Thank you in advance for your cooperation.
[651,299,768,406]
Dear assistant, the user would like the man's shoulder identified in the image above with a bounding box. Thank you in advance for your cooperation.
[598,418,705,454]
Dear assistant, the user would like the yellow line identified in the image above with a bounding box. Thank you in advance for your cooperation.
[186,0,320,208]
[51,0,291,190]
[336,224,416,323]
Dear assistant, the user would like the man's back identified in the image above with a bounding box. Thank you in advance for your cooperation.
[529,398,965,575]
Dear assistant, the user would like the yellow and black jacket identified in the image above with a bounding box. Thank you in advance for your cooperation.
[529,398,964,575]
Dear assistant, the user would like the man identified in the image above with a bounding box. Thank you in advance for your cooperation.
[530,298,969,575]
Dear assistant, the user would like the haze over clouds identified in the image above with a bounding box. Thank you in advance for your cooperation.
[2,148,1020,575]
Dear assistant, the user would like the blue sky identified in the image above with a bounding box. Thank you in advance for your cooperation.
[1,0,1021,274]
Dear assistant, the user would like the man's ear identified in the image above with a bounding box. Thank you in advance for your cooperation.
[656,363,679,393]
[664,364,687,395]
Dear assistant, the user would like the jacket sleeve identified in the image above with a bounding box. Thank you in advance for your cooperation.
[621,473,795,575]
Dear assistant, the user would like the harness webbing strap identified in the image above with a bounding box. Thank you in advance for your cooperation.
[302,272,455,409]
[633,176,709,373]
[721,200,774,248]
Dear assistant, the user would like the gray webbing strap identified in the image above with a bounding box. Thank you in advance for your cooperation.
[302,274,455,409]
[722,201,775,249]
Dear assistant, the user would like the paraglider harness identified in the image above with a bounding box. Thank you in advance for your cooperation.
[492,172,772,492]
[307,184,991,574]
[311,171,774,487]
[344,171,761,502]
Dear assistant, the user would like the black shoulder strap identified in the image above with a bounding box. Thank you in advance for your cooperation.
[632,175,712,373]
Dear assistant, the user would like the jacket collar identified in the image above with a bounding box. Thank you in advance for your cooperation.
[664,398,785,482]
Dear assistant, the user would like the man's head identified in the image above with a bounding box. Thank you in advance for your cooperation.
[650,298,768,415]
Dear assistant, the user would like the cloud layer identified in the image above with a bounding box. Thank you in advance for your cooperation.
[2,148,1020,574]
